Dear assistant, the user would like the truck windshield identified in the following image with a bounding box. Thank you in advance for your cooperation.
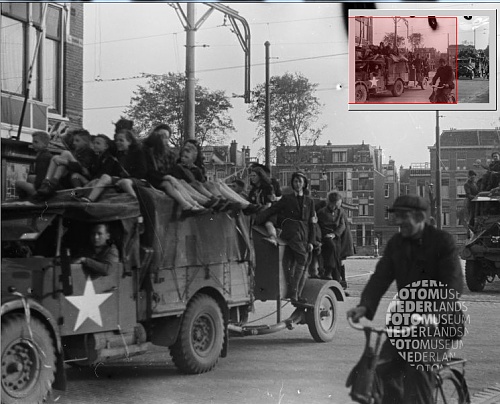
[2,214,57,241]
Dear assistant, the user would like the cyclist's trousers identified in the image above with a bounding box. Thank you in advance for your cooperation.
[377,340,434,404]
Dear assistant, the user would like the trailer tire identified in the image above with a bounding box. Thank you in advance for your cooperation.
[355,84,368,103]
[306,288,338,342]
[465,260,486,292]
[170,294,224,374]
[421,77,429,90]
[392,79,404,97]
[2,313,56,404]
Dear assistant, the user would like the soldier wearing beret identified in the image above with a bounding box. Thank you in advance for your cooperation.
[347,195,464,404]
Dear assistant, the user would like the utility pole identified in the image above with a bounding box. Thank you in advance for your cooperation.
[185,3,196,140]
[265,41,271,170]
[171,3,251,141]
[435,111,442,229]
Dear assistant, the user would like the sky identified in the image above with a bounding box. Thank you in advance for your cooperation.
[83,2,499,169]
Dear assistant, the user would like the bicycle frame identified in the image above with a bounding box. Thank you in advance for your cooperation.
[347,317,469,404]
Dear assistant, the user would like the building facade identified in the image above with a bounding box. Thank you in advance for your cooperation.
[354,17,374,47]
[429,128,500,245]
[274,142,395,254]
[1,3,84,200]
[202,141,254,182]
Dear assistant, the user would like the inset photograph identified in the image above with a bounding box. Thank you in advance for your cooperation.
[348,10,496,111]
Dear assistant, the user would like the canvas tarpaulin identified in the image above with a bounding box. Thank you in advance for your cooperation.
[135,185,253,271]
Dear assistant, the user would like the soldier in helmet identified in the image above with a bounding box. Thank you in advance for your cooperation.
[256,171,316,303]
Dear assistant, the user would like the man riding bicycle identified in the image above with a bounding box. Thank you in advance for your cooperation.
[431,58,455,103]
[347,195,464,404]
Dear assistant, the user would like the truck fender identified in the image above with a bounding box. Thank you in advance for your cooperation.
[1,297,67,391]
[300,279,346,304]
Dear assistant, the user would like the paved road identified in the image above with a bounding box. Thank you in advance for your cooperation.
[364,78,489,104]
[48,258,500,404]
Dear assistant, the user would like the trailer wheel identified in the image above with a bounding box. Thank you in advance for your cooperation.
[2,314,56,404]
[306,288,338,342]
[465,261,486,292]
[391,79,404,97]
[355,84,368,103]
[170,294,224,374]
[420,77,429,90]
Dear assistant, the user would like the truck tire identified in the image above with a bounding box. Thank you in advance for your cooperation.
[391,79,404,97]
[170,294,224,374]
[2,314,56,404]
[465,260,486,292]
[305,288,338,342]
[355,84,368,103]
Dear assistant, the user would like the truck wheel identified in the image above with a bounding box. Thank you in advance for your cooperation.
[306,288,338,342]
[170,294,224,374]
[2,314,56,404]
[355,84,368,103]
[391,79,404,97]
[465,261,486,292]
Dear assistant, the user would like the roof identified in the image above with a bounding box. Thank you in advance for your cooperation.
[439,129,500,147]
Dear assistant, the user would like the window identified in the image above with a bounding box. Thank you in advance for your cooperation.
[359,198,369,216]
[1,4,64,112]
[332,151,347,163]
[456,178,466,198]
[443,211,450,226]
[456,152,467,170]
[384,183,390,198]
[385,206,390,219]
[442,179,450,200]
[333,172,346,191]
[44,6,62,111]
[358,173,370,190]
[417,179,426,198]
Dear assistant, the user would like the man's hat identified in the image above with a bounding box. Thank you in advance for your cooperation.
[388,195,429,212]
[468,170,477,176]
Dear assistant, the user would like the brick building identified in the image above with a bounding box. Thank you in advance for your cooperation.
[1,3,84,200]
[429,128,500,245]
[202,141,254,182]
[274,142,394,254]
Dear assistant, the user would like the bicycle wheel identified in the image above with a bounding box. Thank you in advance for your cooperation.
[434,368,467,404]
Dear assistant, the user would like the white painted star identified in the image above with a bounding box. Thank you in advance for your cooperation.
[65,277,113,331]
[369,77,379,87]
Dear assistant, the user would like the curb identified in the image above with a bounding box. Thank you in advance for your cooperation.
[471,384,500,404]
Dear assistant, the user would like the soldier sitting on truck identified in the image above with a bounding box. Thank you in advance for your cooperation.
[72,223,119,277]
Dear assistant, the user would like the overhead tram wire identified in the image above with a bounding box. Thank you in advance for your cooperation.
[83,51,348,84]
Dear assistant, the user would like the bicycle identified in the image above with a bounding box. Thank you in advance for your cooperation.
[430,84,456,104]
[346,317,470,404]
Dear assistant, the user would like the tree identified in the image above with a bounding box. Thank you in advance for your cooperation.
[408,33,424,51]
[125,72,234,148]
[247,72,325,167]
[382,32,405,48]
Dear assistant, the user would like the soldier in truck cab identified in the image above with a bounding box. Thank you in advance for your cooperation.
[72,223,119,277]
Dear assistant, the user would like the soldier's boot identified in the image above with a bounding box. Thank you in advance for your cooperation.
[297,270,308,302]
[291,266,307,303]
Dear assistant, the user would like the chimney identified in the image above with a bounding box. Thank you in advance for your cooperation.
[230,140,237,164]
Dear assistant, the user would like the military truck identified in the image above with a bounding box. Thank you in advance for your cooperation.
[460,192,500,291]
[1,186,343,403]
[354,55,416,103]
